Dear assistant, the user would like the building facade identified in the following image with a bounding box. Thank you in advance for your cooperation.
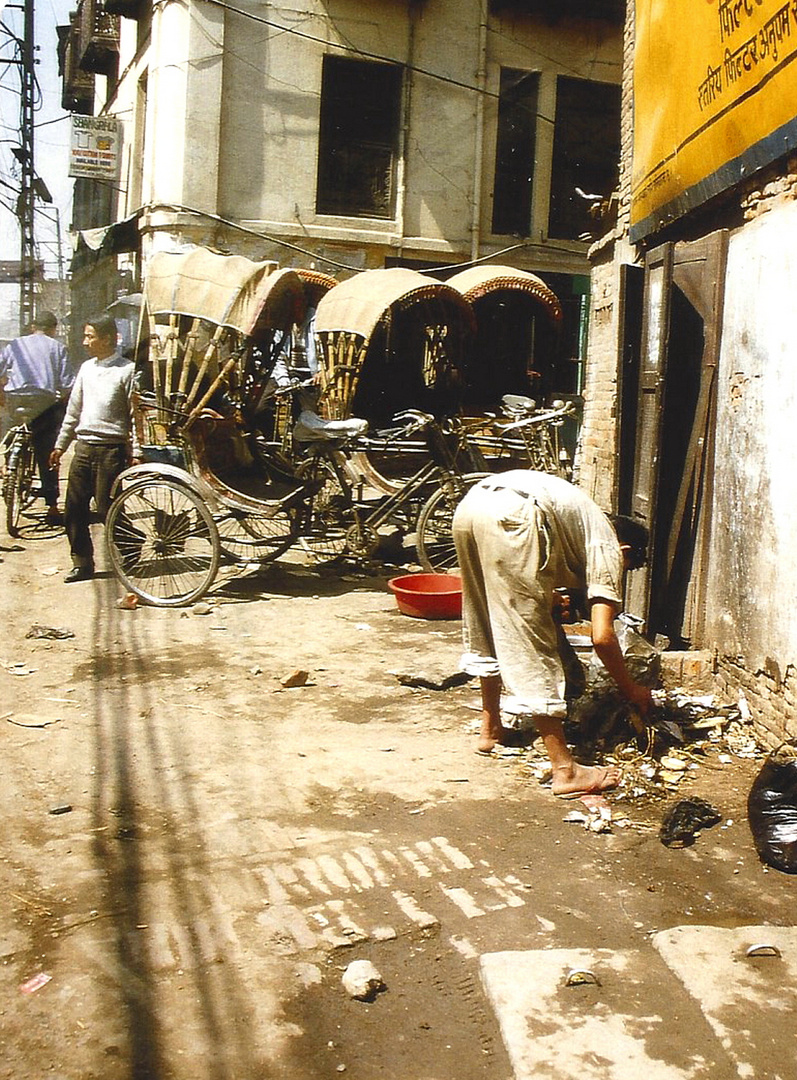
[579,0,797,745]
[60,0,624,373]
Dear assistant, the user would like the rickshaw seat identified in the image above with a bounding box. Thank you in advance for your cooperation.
[184,414,302,503]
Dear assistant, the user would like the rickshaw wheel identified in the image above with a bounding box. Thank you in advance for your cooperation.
[216,508,298,563]
[296,456,352,561]
[415,472,489,573]
[106,477,221,607]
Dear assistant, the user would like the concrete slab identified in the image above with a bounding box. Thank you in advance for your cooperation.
[479,946,733,1080]
[653,925,797,1080]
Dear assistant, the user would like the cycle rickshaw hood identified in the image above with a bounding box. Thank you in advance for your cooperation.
[143,247,306,336]
[312,267,475,424]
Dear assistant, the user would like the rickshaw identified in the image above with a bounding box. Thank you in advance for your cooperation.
[445,264,578,475]
[445,263,563,412]
[104,252,486,604]
[312,267,478,491]
[258,267,338,453]
[105,247,311,606]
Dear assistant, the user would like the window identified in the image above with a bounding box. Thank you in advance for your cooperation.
[316,56,403,219]
[492,68,539,236]
[548,76,621,240]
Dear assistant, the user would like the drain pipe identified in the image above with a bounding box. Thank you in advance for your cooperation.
[396,1,419,258]
[470,0,488,264]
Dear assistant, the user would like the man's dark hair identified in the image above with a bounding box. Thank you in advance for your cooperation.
[33,310,58,330]
[610,514,649,570]
[85,314,118,344]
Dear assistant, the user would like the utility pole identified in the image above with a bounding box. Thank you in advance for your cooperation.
[54,206,66,317]
[18,0,37,333]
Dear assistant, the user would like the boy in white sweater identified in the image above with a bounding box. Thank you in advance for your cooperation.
[50,315,140,582]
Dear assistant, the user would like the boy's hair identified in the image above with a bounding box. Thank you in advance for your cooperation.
[85,314,118,344]
[610,514,649,570]
[33,310,58,330]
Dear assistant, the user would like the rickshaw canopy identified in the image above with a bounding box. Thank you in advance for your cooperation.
[143,248,306,336]
[314,267,475,343]
[446,264,562,322]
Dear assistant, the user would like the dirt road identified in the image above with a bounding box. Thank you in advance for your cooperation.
[1,517,794,1080]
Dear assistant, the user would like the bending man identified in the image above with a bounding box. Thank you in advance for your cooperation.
[452,470,652,798]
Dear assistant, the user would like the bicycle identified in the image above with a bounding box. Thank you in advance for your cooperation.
[1,420,37,537]
[472,395,577,479]
[293,408,489,572]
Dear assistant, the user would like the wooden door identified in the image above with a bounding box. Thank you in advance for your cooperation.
[623,242,672,627]
[624,232,727,645]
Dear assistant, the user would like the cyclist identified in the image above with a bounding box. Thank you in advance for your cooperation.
[0,311,75,525]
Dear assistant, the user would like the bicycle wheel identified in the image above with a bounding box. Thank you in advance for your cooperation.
[415,472,489,573]
[296,455,353,561]
[216,506,298,562]
[4,435,35,537]
[105,477,221,607]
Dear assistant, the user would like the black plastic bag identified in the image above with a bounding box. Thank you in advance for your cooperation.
[747,743,797,874]
[660,797,722,848]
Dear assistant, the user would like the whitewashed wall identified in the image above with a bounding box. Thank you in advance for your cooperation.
[706,199,797,679]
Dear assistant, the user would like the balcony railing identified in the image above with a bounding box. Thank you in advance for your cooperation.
[57,21,95,113]
[103,0,145,18]
[76,0,120,76]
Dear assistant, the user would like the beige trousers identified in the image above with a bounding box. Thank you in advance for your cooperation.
[453,481,569,720]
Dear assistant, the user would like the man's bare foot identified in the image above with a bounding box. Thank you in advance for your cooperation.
[476,725,516,754]
[550,762,621,798]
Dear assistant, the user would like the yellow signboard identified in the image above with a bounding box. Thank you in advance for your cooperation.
[631,0,797,240]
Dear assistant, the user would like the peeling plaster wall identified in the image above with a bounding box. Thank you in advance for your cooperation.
[706,199,797,690]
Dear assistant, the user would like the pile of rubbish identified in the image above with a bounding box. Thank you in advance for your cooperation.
[470,616,768,844]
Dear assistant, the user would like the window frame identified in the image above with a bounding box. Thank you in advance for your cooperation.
[315,54,404,221]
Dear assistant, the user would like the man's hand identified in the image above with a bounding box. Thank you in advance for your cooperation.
[625,681,653,715]
[551,588,573,624]
[49,448,62,470]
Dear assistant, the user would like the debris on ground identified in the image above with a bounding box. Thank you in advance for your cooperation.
[468,673,766,814]
[660,797,723,847]
[280,669,310,688]
[4,662,37,676]
[393,670,473,691]
[25,624,75,639]
[19,972,52,994]
[341,959,385,1001]
[563,802,614,834]
[747,742,797,874]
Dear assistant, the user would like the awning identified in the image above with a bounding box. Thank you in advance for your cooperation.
[72,212,141,262]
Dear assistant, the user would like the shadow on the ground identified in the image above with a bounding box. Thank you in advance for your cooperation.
[211,555,408,603]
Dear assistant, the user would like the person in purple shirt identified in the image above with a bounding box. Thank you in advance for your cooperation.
[0,310,75,524]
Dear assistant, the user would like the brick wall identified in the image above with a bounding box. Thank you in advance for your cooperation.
[576,1,636,509]
[715,657,797,750]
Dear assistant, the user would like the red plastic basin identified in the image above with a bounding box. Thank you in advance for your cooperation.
[388,573,462,620]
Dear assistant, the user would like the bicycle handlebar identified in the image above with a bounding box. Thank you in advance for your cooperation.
[494,401,576,434]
